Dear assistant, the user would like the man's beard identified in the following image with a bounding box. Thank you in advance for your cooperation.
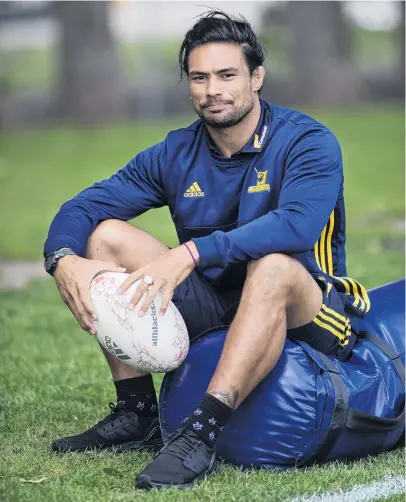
[195,98,254,129]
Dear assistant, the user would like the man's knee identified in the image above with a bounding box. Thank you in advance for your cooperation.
[86,219,130,259]
[246,253,322,325]
[247,253,296,282]
[246,253,310,300]
[86,220,168,270]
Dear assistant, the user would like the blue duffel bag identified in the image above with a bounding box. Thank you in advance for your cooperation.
[159,280,405,470]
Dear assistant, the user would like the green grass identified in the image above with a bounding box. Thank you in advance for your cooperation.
[1,280,405,502]
[0,108,404,500]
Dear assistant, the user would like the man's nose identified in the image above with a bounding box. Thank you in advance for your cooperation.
[206,76,221,97]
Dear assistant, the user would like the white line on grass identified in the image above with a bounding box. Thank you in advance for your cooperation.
[290,475,405,502]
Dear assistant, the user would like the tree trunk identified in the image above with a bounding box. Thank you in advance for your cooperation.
[287,1,359,106]
[399,0,405,87]
[54,1,125,123]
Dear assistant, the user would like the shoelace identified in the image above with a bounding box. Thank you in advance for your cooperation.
[162,430,201,461]
[97,403,128,430]
[165,418,188,442]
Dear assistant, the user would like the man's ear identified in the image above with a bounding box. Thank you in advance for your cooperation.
[253,66,265,92]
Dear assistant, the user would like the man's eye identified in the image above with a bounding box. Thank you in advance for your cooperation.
[192,76,205,81]
[222,74,235,79]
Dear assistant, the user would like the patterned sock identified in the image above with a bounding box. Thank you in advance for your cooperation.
[114,375,158,418]
[185,393,233,445]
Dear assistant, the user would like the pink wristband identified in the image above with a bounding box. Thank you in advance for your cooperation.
[183,242,197,268]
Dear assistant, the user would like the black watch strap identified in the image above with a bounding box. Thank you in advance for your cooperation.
[44,247,76,276]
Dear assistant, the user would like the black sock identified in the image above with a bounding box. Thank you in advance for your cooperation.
[185,393,233,445]
[114,375,158,418]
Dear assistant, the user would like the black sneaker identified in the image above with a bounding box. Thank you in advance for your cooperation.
[51,403,163,453]
[135,426,217,490]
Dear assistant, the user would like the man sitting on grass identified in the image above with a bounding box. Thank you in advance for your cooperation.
[44,10,370,490]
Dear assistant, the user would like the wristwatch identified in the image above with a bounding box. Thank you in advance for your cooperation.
[44,247,76,276]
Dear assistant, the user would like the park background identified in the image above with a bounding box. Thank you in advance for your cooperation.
[0,1,404,501]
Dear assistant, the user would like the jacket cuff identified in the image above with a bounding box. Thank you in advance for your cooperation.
[192,234,222,269]
[43,236,83,258]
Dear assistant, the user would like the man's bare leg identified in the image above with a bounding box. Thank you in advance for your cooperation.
[86,219,168,380]
[51,220,168,453]
[208,253,323,408]
[134,252,322,489]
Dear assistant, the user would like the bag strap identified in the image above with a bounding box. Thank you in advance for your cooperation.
[343,331,405,432]
[310,332,405,462]
[311,354,348,462]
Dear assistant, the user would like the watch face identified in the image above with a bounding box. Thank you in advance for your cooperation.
[45,254,54,272]
[45,248,75,275]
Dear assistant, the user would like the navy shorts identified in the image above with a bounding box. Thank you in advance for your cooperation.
[172,270,357,361]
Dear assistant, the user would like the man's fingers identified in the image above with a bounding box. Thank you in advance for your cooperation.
[71,291,96,334]
[61,291,76,314]
[159,287,173,316]
[128,281,150,311]
[105,262,126,273]
[137,284,161,317]
[118,271,143,295]
[68,301,88,332]
[78,287,98,321]
[66,294,95,335]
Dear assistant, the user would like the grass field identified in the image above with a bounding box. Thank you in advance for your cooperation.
[0,107,404,501]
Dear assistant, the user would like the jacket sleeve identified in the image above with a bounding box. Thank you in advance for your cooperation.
[44,140,167,257]
[192,129,343,270]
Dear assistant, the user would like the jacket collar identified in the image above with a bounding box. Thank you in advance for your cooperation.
[206,99,269,157]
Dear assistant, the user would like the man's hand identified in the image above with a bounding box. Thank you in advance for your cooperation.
[118,242,199,317]
[54,255,126,334]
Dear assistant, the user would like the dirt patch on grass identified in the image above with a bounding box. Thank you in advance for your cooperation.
[0,261,49,291]
[356,212,405,233]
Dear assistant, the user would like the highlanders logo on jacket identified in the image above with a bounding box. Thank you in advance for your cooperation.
[248,170,271,193]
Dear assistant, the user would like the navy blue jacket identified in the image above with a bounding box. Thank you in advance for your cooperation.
[44,101,369,317]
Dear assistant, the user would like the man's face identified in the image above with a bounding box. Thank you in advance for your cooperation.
[188,42,261,129]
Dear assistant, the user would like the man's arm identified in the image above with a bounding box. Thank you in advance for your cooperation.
[44,140,168,257]
[192,129,342,269]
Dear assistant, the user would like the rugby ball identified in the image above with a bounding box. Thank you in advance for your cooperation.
[89,271,189,373]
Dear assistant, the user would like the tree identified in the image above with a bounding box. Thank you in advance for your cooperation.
[54,1,125,122]
[399,0,405,87]
[287,1,359,105]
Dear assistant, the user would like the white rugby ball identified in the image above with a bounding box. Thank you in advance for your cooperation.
[89,271,189,373]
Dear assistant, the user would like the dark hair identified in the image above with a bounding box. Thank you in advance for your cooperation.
[178,10,266,78]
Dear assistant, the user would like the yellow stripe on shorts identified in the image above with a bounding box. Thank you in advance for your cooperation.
[317,310,346,331]
[321,303,347,324]
[313,315,345,340]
